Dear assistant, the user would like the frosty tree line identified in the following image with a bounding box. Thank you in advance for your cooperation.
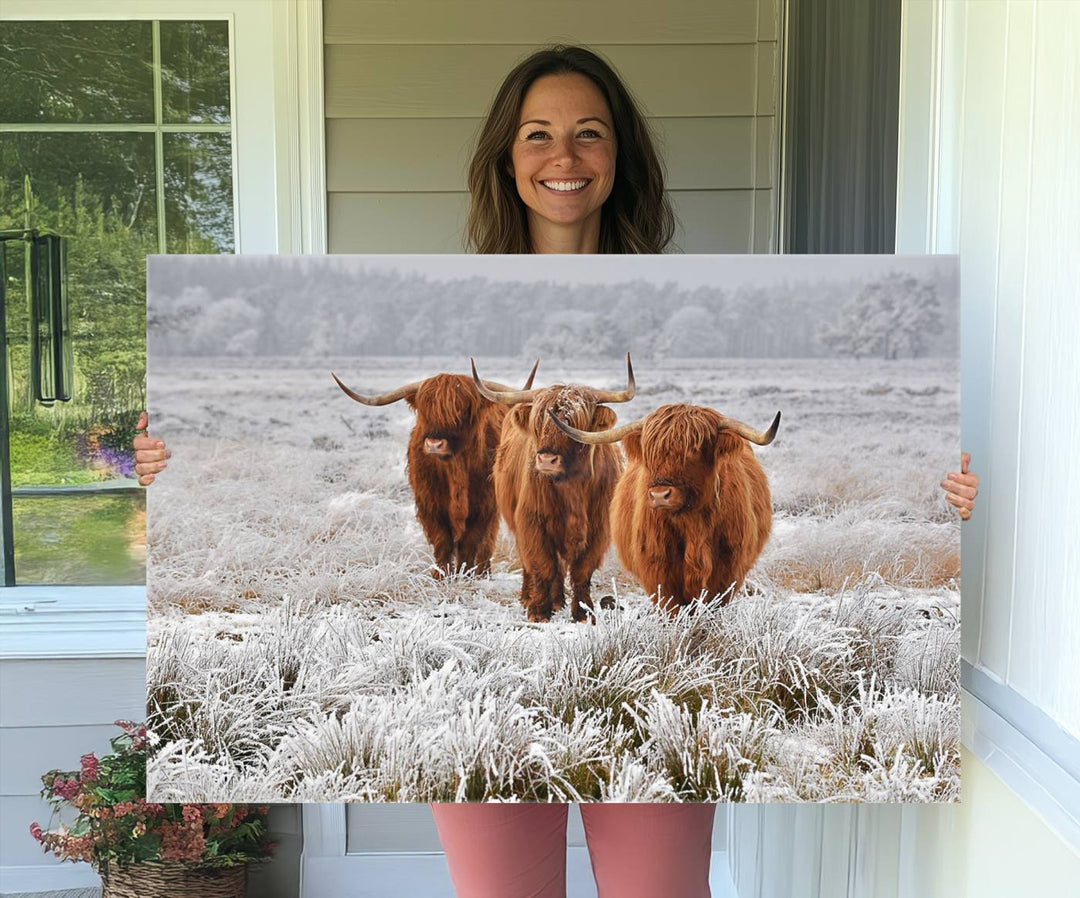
[149,257,957,361]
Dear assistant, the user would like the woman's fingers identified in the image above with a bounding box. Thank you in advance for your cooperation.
[941,474,978,500]
[133,412,169,485]
[943,488,974,510]
[941,452,979,520]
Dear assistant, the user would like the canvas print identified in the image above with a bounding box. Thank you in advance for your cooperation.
[145,254,960,803]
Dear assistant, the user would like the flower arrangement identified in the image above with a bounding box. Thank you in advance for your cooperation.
[30,720,273,876]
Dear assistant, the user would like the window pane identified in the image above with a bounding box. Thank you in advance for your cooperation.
[164,132,235,253]
[2,132,150,585]
[0,132,159,239]
[12,493,145,585]
[0,21,154,124]
[160,20,232,124]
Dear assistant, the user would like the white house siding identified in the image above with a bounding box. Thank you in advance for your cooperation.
[727,1,1080,895]
[942,0,1080,738]
[323,0,782,253]
[0,657,145,894]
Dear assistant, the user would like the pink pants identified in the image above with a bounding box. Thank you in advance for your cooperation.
[430,803,716,898]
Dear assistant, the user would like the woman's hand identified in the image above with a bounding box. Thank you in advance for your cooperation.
[133,411,170,486]
[942,452,979,521]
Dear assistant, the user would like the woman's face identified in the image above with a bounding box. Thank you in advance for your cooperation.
[509,73,617,238]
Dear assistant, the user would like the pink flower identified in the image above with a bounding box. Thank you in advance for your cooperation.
[52,778,80,801]
[80,753,99,782]
[181,805,203,824]
[30,822,44,842]
[160,821,205,863]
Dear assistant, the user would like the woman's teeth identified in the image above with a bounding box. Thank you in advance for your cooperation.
[542,180,588,191]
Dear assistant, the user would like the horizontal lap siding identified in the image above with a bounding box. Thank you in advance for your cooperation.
[324,0,781,253]
[0,658,145,867]
[324,0,761,45]
[325,44,761,118]
[328,189,761,254]
[327,117,770,191]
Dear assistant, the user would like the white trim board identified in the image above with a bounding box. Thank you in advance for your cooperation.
[0,587,145,659]
[963,682,1080,854]
[272,0,328,254]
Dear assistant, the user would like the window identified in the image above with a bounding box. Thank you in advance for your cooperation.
[0,18,235,585]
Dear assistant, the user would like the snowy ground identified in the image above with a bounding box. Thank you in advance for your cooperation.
[146,356,960,803]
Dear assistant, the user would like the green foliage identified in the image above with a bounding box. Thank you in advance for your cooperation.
[13,491,144,585]
[31,721,274,874]
[2,166,150,404]
[2,20,233,488]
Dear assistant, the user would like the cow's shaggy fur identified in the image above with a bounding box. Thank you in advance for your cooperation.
[495,386,623,621]
[613,404,773,611]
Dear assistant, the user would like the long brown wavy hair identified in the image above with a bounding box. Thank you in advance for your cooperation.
[467,46,675,254]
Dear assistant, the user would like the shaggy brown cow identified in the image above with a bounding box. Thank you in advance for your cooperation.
[551,403,780,612]
[472,356,635,622]
[332,361,537,577]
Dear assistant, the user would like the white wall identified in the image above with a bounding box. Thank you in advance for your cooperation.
[933,0,1080,736]
[729,1,1080,895]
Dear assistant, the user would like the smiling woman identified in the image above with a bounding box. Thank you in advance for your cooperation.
[509,73,617,251]
[466,45,674,254]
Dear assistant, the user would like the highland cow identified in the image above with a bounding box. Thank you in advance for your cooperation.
[551,402,780,612]
[333,361,537,577]
[472,355,634,622]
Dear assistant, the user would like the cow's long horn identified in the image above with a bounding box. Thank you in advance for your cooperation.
[548,410,646,444]
[471,358,541,405]
[332,372,419,406]
[482,357,540,393]
[523,357,540,390]
[718,411,781,445]
[591,353,636,404]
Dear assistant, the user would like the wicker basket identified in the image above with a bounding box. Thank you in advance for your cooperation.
[101,862,247,898]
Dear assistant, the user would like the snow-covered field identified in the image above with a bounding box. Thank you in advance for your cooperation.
[146,355,960,803]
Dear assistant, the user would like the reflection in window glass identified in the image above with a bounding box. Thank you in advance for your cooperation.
[0,133,158,242]
[160,21,232,124]
[1,133,153,491]
[1,17,233,585]
[164,133,235,253]
[2,130,151,588]
[13,493,146,585]
[0,22,154,124]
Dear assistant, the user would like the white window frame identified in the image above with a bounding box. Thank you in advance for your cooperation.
[895,0,1080,852]
[0,0,326,659]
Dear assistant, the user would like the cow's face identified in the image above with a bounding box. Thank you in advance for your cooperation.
[408,375,485,460]
[628,405,740,513]
[510,386,616,480]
